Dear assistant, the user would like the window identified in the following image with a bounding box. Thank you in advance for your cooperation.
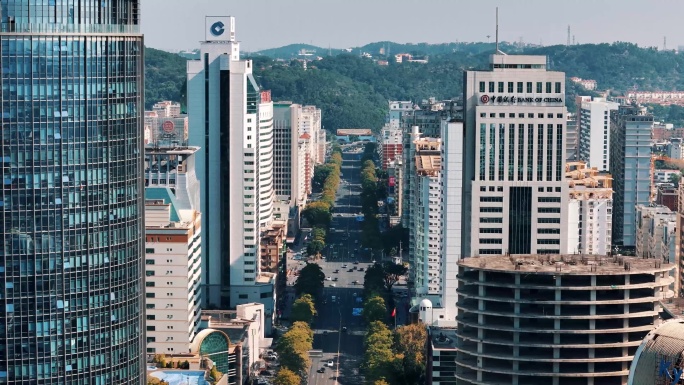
[145,282,155,287]
[489,81,495,92]
[538,197,561,203]
[145,259,155,265]
[545,82,552,93]
[146,293,155,298]
[538,218,560,224]
[479,81,485,92]
[480,217,503,223]
[538,239,560,244]
[480,228,503,233]
[508,82,514,93]
[479,249,502,255]
[538,207,560,214]
[480,196,503,202]
[146,248,155,253]
[146,315,155,320]
[146,304,155,309]
[517,82,523,93]
[526,82,533,93]
[481,238,503,244]
[498,82,504,93]
[538,228,561,234]
[555,82,561,93]
[146,326,156,331]
[536,82,543,93]
[480,207,503,213]
[239,294,248,299]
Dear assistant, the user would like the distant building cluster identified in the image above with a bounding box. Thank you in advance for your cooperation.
[569,76,597,90]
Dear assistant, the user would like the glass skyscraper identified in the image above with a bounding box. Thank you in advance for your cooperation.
[0,1,145,384]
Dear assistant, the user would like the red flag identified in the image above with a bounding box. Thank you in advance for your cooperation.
[391,308,396,317]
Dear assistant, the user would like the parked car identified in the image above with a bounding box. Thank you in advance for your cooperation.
[325,277,332,281]
[333,277,338,282]
[326,360,335,367]
[352,280,359,285]
[317,368,325,373]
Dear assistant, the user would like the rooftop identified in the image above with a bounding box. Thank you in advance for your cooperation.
[148,370,208,385]
[460,254,674,276]
[145,188,181,222]
[415,155,441,175]
[429,327,458,350]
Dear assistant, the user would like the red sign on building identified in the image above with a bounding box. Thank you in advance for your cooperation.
[162,120,175,133]
[389,177,396,187]
[261,90,272,103]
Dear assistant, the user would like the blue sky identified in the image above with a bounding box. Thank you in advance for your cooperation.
[141,0,684,52]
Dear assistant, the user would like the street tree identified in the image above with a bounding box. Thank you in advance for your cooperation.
[276,322,314,375]
[381,261,408,291]
[302,201,332,228]
[363,264,385,297]
[362,321,399,383]
[274,368,301,385]
[291,294,317,324]
[364,321,393,349]
[394,323,428,385]
[294,263,325,299]
[363,295,387,324]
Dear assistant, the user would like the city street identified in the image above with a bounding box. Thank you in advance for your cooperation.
[306,146,369,385]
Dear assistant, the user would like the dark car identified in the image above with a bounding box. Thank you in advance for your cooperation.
[358,268,364,272]
[333,269,339,273]
[317,368,325,373]
[352,280,359,285]
[333,277,338,282]
[353,261,359,265]
[348,269,354,272]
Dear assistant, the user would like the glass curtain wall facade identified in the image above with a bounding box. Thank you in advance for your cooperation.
[0,1,145,384]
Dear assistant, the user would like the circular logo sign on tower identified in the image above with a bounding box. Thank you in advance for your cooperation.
[480,95,490,103]
[162,120,175,133]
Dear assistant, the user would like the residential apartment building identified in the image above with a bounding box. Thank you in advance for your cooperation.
[300,105,323,165]
[144,187,202,355]
[636,204,678,295]
[464,54,568,257]
[565,161,613,255]
[670,138,684,159]
[273,102,309,207]
[678,185,684,297]
[0,1,146,382]
[578,97,618,171]
[187,17,276,319]
[566,114,579,161]
[610,104,653,249]
[381,126,403,169]
[411,134,443,297]
[635,204,677,263]
[388,100,414,129]
[152,100,182,119]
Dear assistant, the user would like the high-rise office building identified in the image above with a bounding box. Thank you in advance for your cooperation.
[464,54,568,256]
[0,1,145,383]
[578,97,618,171]
[187,17,276,319]
[609,104,653,249]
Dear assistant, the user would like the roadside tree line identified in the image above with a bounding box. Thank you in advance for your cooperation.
[302,145,343,257]
[274,293,318,385]
[359,143,385,251]
[362,322,428,385]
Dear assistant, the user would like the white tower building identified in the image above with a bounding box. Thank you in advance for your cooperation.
[578,97,618,171]
[187,16,275,312]
[464,54,568,257]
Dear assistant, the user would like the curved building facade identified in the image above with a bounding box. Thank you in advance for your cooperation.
[0,1,145,384]
[628,319,684,385]
[455,255,674,385]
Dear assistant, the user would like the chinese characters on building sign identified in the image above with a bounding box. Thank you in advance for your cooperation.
[261,90,272,103]
[479,94,563,105]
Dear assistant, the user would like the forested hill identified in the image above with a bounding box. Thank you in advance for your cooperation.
[144,42,684,131]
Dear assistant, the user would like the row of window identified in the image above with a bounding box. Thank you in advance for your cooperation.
[480,112,565,119]
[479,81,562,94]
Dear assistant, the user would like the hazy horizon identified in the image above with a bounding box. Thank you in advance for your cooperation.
[141,0,684,52]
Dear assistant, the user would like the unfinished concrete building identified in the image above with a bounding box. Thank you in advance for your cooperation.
[454,254,675,385]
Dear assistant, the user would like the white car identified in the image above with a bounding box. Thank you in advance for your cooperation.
[325,277,332,281]
[326,360,334,367]
[330,283,336,287]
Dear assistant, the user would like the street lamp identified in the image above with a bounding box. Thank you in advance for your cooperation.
[335,307,342,385]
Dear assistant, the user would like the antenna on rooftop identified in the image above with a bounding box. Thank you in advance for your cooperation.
[495,7,500,53]
[567,25,571,46]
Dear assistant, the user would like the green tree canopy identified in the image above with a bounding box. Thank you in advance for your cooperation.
[291,294,317,324]
[363,295,388,324]
[380,261,408,291]
[276,322,314,375]
[363,263,386,297]
[362,321,400,384]
[294,263,325,299]
[394,323,428,385]
[274,368,301,385]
